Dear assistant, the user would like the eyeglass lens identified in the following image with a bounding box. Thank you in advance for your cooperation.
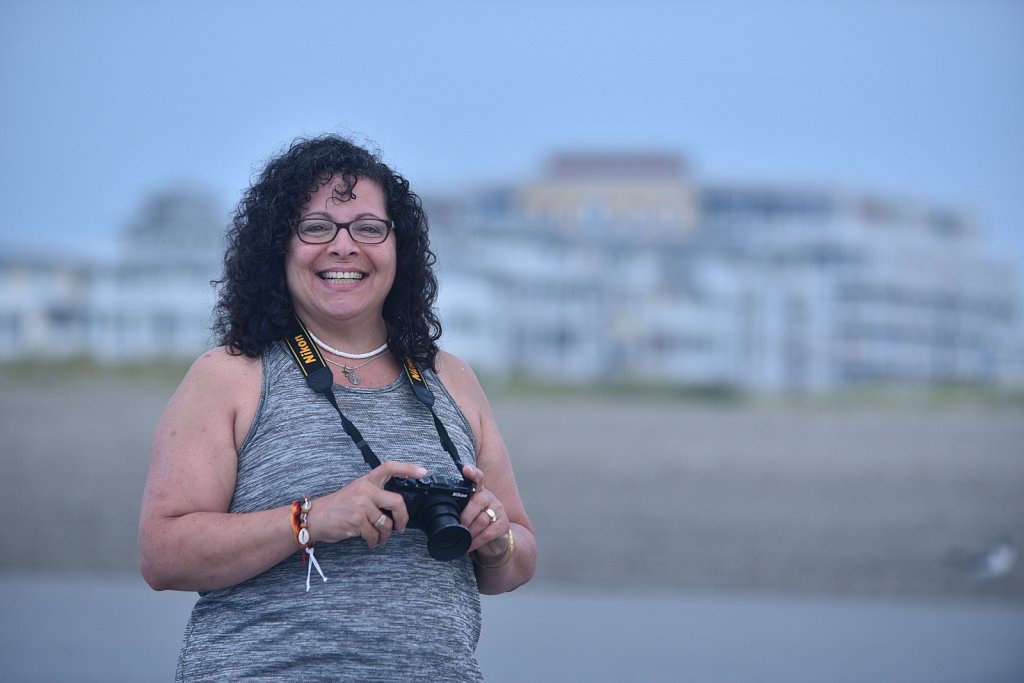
[296,219,390,244]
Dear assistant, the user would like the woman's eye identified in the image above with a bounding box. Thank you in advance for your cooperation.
[302,221,331,234]
[353,221,385,237]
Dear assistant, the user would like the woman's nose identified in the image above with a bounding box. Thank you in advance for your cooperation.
[328,227,360,254]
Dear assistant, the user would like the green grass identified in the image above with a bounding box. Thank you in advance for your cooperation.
[477,373,744,404]
[477,372,1024,410]
[0,357,192,388]
[4,360,1021,411]
[760,382,1024,411]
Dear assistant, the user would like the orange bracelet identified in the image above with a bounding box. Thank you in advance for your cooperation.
[290,496,312,548]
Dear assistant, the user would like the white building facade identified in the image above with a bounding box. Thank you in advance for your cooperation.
[431,154,1024,392]
[2,158,1021,393]
[0,189,222,362]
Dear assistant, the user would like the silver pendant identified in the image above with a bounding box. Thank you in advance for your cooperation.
[343,367,360,385]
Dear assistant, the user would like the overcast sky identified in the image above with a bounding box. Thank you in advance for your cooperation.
[2,0,1022,270]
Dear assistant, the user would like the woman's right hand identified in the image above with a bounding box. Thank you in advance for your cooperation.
[308,460,427,548]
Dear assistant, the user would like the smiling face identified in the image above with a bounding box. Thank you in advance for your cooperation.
[285,176,396,343]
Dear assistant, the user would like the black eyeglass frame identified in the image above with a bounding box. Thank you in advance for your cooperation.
[292,217,395,245]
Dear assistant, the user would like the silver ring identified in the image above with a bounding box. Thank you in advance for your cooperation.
[485,508,498,524]
[373,513,388,529]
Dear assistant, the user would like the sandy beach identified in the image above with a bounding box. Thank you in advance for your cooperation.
[1,375,1021,600]
[1,375,1023,680]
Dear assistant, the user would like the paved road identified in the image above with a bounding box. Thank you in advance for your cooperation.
[1,573,1022,682]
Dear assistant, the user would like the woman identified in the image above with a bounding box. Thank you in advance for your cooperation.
[139,135,536,681]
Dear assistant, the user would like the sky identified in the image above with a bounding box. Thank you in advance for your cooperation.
[2,0,1022,270]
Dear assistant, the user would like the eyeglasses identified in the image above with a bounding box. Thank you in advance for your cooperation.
[294,217,394,244]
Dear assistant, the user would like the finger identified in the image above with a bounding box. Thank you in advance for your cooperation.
[459,465,486,525]
[369,460,427,488]
[470,504,495,530]
[370,510,392,546]
[467,509,493,539]
[469,520,509,553]
[371,510,390,532]
[363,511,385,547]
[474,502,509,547]
[461,478,495,522]
[461,495,487,528]
[462,464,484,490]
[374,491,411,533]
[363,527,383,548]
[483,506,499,525]
[463,492,503,536]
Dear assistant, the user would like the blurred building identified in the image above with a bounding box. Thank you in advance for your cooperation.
[0,189,222,362]
[0,256,91,359]
[431,153,1024,392]
[1,158,1021,392]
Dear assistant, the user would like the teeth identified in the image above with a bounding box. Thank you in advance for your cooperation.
[319,271,364,282]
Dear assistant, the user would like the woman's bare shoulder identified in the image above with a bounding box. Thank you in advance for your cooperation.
[434,350,482,395]
[163,346,263,451]
[434,350,492,423]
[167,347,263,420]
[184,346,262,388]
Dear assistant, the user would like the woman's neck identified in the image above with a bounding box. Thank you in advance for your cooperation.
[303,317,389,357]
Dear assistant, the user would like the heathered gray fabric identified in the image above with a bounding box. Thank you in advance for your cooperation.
[175,341,483,682]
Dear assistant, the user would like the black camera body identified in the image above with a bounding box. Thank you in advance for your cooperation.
[384,475,476,561]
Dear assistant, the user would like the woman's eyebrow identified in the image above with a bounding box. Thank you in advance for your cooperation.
[299,211,387,220]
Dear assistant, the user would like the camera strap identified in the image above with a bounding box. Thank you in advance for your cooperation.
[400,354,465,472]
[284,316,465,473]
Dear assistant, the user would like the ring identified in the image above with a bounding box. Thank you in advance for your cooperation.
[373,513,387,529]
[485,508,498,524]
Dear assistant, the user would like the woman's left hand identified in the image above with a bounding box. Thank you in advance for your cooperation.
[460,464,511,554]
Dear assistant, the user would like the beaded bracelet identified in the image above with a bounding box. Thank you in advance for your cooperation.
[473,529,515,569]
[290,496,313,548]
[289,496,327,591]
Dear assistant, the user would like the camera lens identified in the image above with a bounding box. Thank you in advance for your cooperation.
[421,499,471,561]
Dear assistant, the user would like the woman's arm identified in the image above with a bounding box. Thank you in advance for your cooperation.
[437,352,537,594]
[139,348,424,592]
[138,348,298,592]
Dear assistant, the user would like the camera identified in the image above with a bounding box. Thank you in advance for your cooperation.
[384,475,476,561]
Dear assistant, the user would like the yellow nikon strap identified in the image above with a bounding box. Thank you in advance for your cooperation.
[284,319,334,392]
[402,356,465,472]
[285,317,381,469]
[285,316,464,473]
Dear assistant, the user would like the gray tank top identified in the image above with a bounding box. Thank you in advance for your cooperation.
[175,341,483,682]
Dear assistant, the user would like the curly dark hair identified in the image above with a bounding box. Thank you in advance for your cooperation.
[213,134,442,369]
